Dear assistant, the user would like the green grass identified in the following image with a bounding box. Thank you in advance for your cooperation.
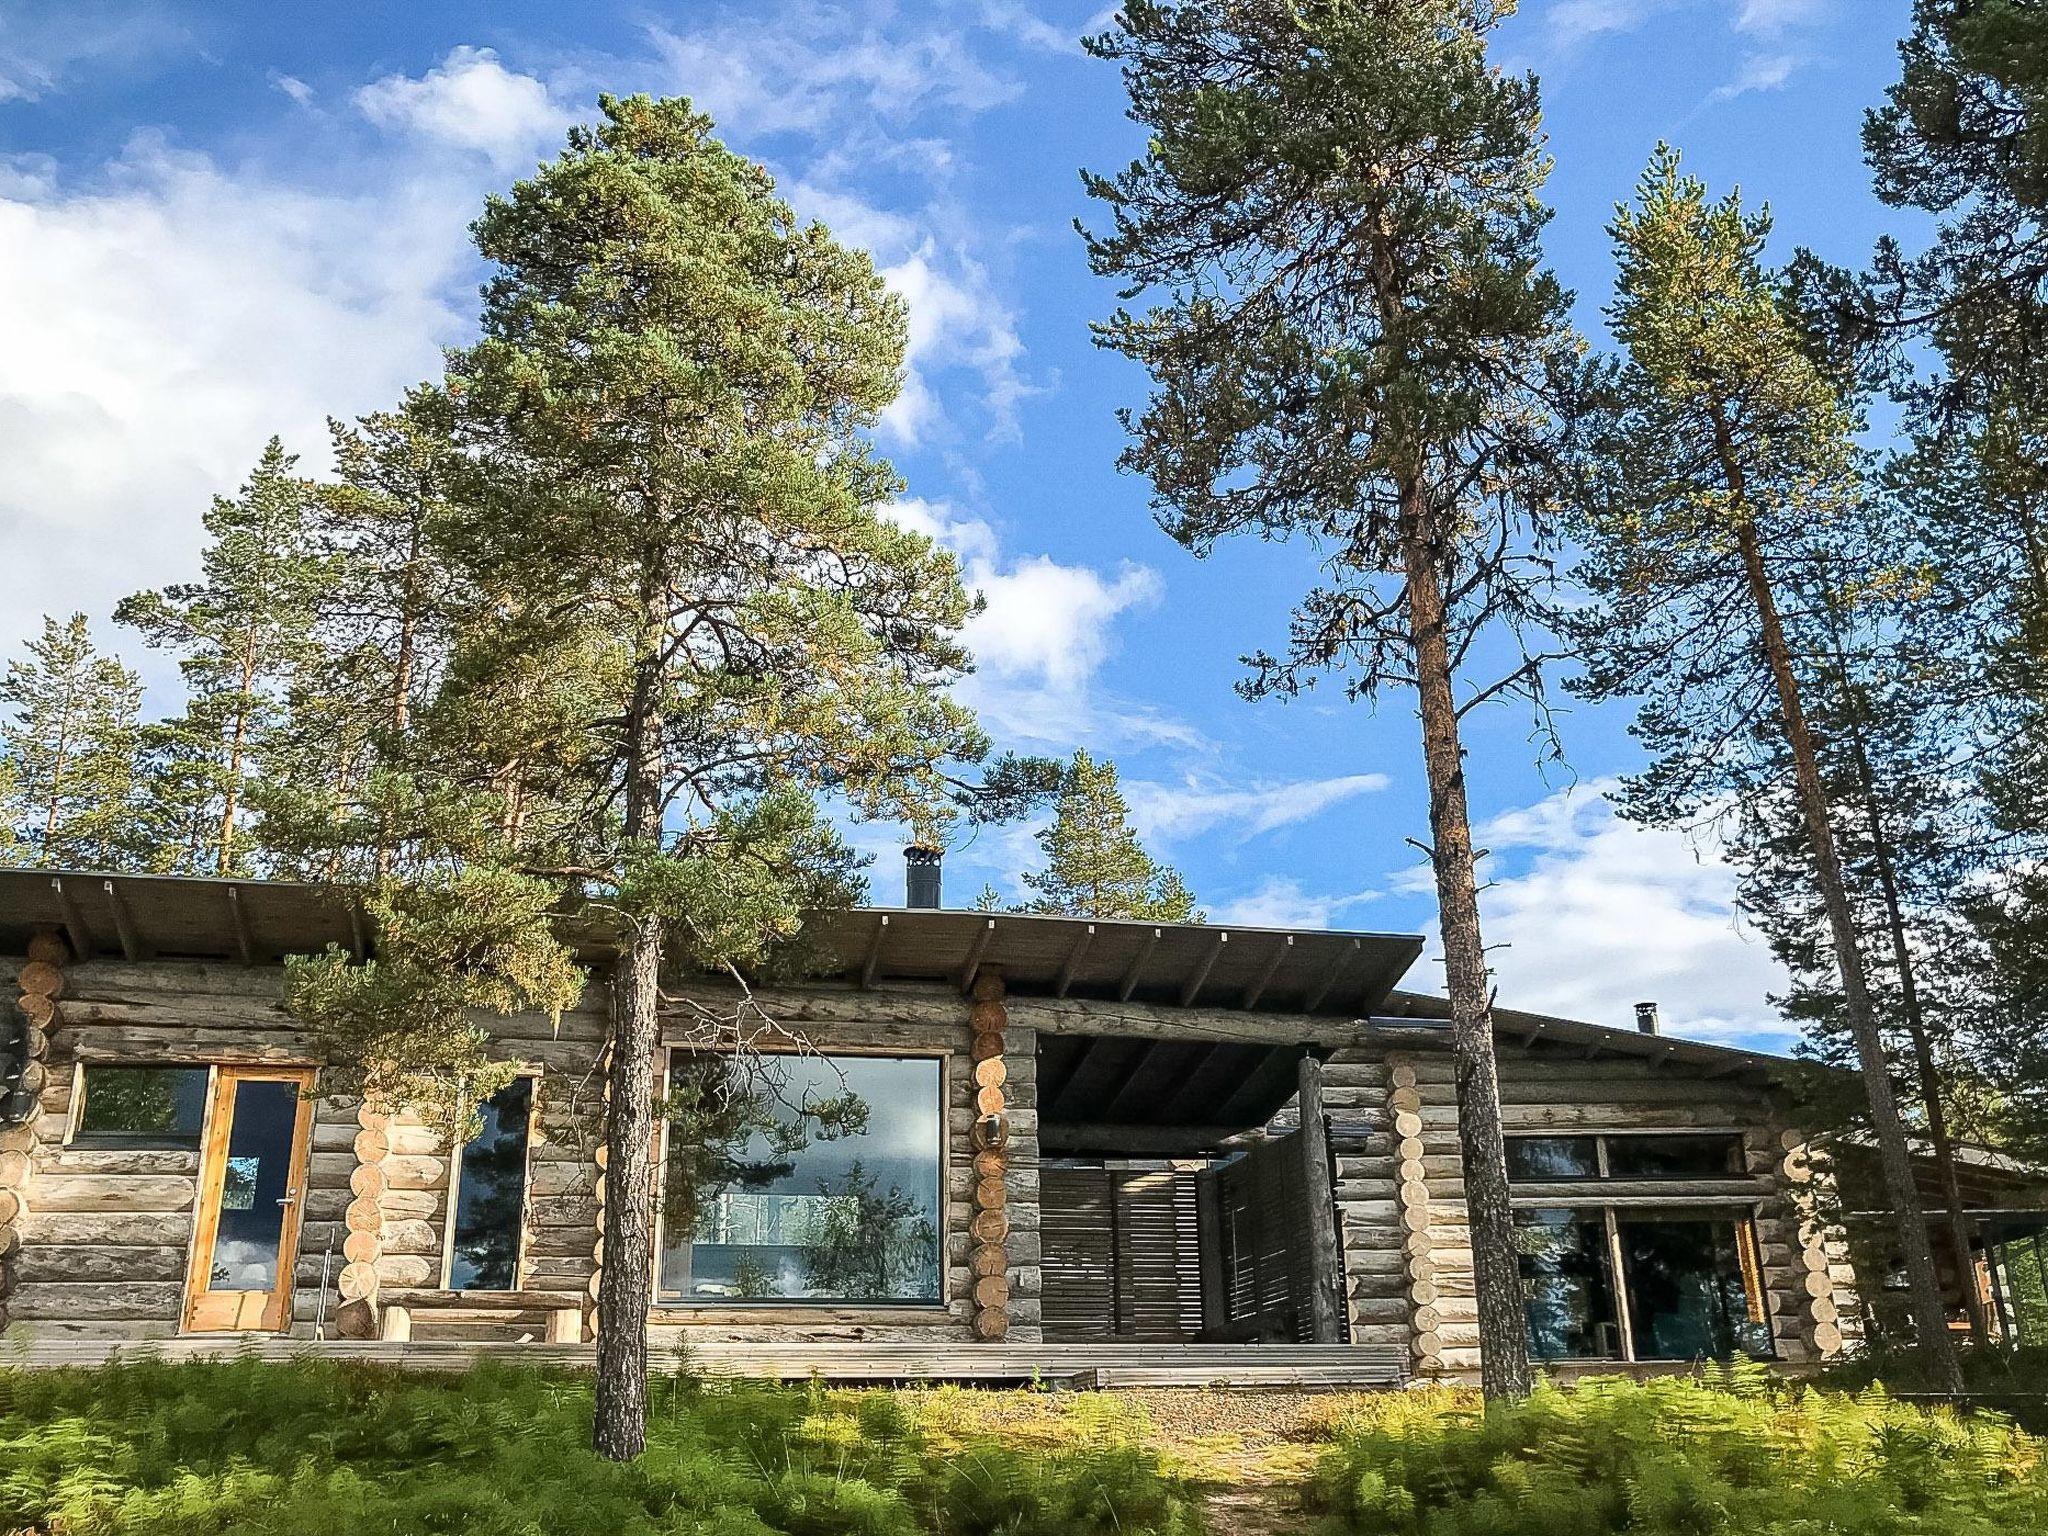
[0,1356,1202,1536]
[1305,1360,2048,1534]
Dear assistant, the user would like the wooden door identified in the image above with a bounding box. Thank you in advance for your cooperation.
[184,1067,315,1332]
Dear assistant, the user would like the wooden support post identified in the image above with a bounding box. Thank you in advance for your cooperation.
[1297,1052,1344,1344]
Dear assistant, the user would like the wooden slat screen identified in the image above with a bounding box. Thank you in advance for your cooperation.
[1213,1131,1332,1343]
[1041,1162,1203,1341]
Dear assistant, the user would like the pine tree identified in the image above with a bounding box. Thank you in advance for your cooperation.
[254,401,468,881]
[116,440,335,875]
[1567,147,1964,1390]
[300,96,1001,1459]
[1021,751,1199,921]
[1081,0,1579,1399]
[0,614,145,868]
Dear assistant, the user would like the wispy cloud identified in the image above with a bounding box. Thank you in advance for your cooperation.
[1733,0,1829,37]
[1708,51,1800,103]
[1124,771,1391,844]
[1408,780,1793,1050]
[0,1,188,104]
[1210,876,1383,930]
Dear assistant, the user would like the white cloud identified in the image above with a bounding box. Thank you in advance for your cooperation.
[0,133,480,669]
[355,46,573,166]
[1426,781,1793,1050]
[1124,771,1391,843]
[1708,51,1800,102]
[642,14,1020,140]
[270,72,316,109]
[0,2,185,104]
[1211,876,1383,930]
[1734,0,1828,35]
[886,496,1163,743]
[875,242,1034,445]
[1542,0,1660,50]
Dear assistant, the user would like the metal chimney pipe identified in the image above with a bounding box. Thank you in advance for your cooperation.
[1634,1001,1660,1036]
[905,845,942,909]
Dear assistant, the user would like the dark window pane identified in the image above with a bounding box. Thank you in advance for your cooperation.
[76,1066,208,1144]
[448,1076,533,1291]
[208,1078,298,1290]
[1618,1213,1775,1360]
[660,1053,942,1305]
[1506,1136,1601,1181]
[1605,1135,1743,1179]
[1516,1208,1623,1359]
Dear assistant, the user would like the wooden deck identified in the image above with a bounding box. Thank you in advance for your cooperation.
[0,1336,1409,1390]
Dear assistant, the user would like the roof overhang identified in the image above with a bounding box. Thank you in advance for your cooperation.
[0,868,1422,1018]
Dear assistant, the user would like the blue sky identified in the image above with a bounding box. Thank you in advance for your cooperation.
[0,0,1924,1050]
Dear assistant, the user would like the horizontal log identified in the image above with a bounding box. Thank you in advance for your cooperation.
[9,1280,185,1320]
[15,1244,186,1284]
[29,1174,194,1213]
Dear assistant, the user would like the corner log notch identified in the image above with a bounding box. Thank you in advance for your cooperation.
[967,968,1010,1341]
[1,927,67,1336]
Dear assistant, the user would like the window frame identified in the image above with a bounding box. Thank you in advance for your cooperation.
[438,1067,542,1293]
[1505,1130,1750,1184]
[64,1060,216,1151]
[652,1044,952,1312]
[1516,1200,1777,1364]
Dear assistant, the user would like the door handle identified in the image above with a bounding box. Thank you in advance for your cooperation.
[277,1189,300,1207]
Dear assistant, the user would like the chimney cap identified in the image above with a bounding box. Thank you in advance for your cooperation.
[1634,1001,1660,1035]
[904,845,942,909]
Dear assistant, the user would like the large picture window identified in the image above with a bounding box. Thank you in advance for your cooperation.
[1506,1132,1744,1182]
[446,1076,534,1291]
[658,1052,943,1306]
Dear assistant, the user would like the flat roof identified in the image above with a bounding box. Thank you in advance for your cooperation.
[0,867,1420,1017]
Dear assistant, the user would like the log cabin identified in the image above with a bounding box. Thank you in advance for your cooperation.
[2,857,2043,1386]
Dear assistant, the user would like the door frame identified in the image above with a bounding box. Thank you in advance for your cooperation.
[182,1065,317,1333]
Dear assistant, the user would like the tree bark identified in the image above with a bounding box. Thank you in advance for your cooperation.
[1731,510,1964,1390]
[592,616,667,1461]
[1398,487,1532,1402]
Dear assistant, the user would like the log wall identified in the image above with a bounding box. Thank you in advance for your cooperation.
[1323,1039,1865,1380]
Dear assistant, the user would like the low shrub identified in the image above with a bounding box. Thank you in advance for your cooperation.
[0,1356,1202,1535]
[1305,1362,2048,1535]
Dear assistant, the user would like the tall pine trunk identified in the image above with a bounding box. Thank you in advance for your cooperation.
[593,619,666,1461]
[1727,497,1964,1390]
[1399,483,1532,1402]
[1818,606,1990,1345]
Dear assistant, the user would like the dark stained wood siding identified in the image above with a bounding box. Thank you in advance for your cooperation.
[1040,1162,1202,1341]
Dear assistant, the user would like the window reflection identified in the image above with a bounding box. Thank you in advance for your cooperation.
[1605,1136,1743,1179]
[76,1065,209,1145]
[659,1053,942,1305]
[1619,1213,1774,1359]
[448,1076,533,1291]
[1506,1136,1601,1180]
[1516,1208,1623,1358]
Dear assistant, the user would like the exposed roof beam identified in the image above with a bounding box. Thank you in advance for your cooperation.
[1303,938,1360,1013]
[225,883,256,966]
[48,877,93,961]
[1054,924,1096,998]
[102,879,150,962]
[1242,934,1292,1010]
[1180,929,1228,1007]
[1037,1121,1255,1157]
[1116,927,1161,1002]
[859,913,889,989]
[1100,1039,1167,1121]
[957,918,996,994]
